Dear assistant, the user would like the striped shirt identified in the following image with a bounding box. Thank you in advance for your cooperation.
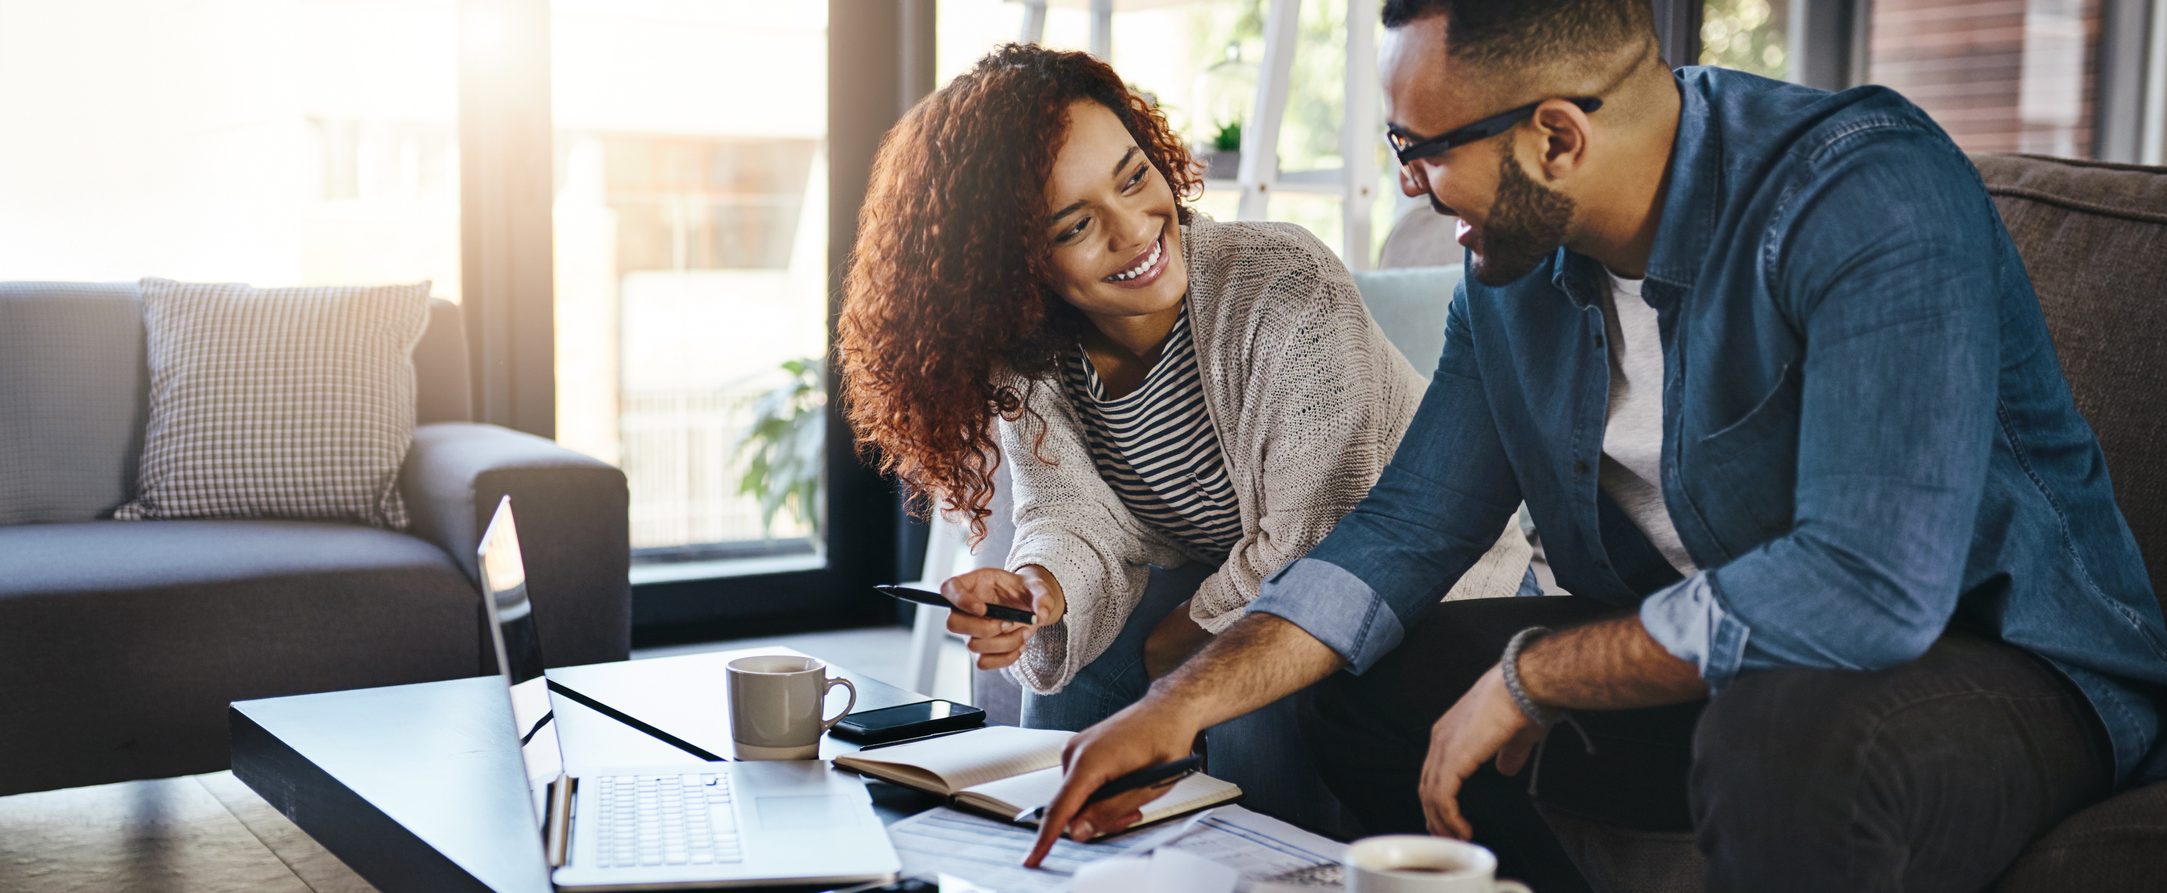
[1062,307,1243,560]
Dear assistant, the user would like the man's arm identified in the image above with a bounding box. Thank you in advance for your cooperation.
[1022,613,1339,866]
[1517,615,1706,709]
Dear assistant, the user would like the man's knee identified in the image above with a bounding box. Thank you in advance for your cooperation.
[1690,669,1878,810]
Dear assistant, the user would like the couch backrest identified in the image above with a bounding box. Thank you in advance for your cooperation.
[0,283,470,524]
[1974,154,2167,602]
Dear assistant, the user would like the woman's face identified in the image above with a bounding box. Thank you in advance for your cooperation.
[1039,99,1186,322]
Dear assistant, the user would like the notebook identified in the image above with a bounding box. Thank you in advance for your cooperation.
[833,726,1241,834]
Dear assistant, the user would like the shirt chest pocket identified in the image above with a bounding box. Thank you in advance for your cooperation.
[1684,361,1802,554]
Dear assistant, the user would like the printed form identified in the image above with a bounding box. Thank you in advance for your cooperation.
[885,804,1345,892]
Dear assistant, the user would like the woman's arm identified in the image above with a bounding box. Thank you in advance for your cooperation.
[997,378,1172,693]
[1187,244,1530,632]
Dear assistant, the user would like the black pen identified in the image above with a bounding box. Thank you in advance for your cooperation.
[1021,754,1203,823]
[874,584,1037,624]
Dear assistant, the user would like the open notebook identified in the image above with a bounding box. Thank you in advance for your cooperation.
[833,726,1241,835]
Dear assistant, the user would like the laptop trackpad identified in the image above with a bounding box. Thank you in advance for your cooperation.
[756,794,863,831]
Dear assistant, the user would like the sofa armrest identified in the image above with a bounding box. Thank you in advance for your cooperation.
[399,422,631,669]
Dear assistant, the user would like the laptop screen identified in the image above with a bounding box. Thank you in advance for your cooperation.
[478,495,566,827]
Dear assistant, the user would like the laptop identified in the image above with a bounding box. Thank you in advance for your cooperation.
[476,496,902,890]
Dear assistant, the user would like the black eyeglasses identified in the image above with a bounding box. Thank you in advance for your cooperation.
[1384,96,1603,166]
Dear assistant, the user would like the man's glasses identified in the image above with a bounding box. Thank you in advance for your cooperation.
[1384,96,1603,166]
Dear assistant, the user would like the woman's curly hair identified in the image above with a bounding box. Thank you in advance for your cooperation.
[837,44,1200,544]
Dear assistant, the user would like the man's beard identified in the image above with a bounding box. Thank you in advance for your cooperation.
[1468,141,1574,286]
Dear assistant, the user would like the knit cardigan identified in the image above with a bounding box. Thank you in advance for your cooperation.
[999,216,1533,694]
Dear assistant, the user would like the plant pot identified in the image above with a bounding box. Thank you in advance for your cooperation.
[1204,149,1241,180]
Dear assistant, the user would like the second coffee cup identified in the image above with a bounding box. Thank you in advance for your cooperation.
[725,654,857,760]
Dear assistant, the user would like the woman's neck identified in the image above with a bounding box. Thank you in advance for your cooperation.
[1080,300,1183,399]
[1083,301,1183,365]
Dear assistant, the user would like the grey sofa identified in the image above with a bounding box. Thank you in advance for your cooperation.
[970,153,2167,888]
[0,284,632,797]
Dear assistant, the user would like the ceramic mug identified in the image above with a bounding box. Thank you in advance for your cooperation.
[1345,835,1533,893]
[725,654,856,760]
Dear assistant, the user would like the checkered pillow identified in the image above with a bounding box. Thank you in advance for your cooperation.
[113,278,431,528]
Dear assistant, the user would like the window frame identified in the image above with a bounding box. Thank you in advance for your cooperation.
[458,0,931,644]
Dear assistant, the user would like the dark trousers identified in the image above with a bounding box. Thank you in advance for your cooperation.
[1300,596,2113,893]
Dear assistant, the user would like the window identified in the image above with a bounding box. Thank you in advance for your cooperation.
[0,0,460,295]
[1701,0,1791,80]
[933,0,1391,265]
[551,1,830,562]
[1866,0,2103,158]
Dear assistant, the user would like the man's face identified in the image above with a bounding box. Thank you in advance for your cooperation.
[1380,15,1576,286]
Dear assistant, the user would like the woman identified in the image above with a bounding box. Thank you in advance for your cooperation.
[837,44,1530,826]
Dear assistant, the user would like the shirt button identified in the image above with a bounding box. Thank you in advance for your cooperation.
[1574,460,1589,475]
[1593,334,1605,348]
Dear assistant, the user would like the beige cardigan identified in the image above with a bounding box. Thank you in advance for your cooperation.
[998,216,1532,694]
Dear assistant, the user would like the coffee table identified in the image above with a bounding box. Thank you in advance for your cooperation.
[230,647,946,893]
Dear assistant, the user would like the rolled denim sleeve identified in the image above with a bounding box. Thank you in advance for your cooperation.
[1248,557,1409,673]
[1638,572,1752,691]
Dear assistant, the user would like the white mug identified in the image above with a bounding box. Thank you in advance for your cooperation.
[725,654,857,760]
[1345,836,1533,893]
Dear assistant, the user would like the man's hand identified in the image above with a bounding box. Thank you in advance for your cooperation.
[940,567,1065,670]
[1418,665,1545,839]
[1022,700,1200,867]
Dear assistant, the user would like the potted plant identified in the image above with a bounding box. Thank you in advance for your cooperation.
[1203,119,1243,180]
[732,356,826,542]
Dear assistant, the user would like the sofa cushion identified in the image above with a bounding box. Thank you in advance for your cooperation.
[1974,154,2167,605]
[1994,780,2167,892]
[114,278,429,529]
[0,521,479,795]
[0,283,148,524]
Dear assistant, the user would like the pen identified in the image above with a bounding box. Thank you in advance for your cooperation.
[1021,754,1203,823]
[874,584,1038,624]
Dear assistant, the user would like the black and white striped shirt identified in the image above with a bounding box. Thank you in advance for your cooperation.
[1062,307,1243,559]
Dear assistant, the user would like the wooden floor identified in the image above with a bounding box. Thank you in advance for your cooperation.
[0,624,962,893]
[0,771,378,893]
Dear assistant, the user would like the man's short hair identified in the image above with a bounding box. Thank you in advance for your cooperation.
[1381,0,1656,69]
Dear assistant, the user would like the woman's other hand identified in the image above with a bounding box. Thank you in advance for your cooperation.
[940,567,1066,670]
[1141,599,1212,679]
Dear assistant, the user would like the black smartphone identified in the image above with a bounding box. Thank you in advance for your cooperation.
[829,699,987,744]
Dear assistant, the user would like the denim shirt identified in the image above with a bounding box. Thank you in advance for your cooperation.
[1250,67,2167,783]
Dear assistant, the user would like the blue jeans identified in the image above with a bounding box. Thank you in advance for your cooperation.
[1019,562,1351,835]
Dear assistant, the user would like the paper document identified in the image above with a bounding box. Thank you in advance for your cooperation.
[1072,848,1239,893]
[886,806,1193,893]
[1151,806,1346,890]
[887,803,1346,892]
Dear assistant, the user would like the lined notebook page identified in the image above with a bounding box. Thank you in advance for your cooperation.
[835,726,1070,794]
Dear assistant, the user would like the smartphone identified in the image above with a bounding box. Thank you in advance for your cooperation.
[829,699,987,744]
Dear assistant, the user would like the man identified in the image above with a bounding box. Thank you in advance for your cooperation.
[1020,1,2167,890]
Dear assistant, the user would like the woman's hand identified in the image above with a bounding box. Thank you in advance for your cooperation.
[1141,599,1212,679]
[940,566,1066,670]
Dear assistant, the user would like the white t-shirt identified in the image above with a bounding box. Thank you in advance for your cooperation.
[1599,271,1698,577]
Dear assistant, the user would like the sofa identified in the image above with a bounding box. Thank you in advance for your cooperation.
[970,153,2167,889]
[0,284,633,797]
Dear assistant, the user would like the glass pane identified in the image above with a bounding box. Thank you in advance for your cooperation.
[552,1,828,557]
[933,0,1386,265]
[1701,0,1790,79]
[1867,0,2100,157]
[0,0,460,295]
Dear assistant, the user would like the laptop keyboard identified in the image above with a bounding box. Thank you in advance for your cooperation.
[590,772,744,868]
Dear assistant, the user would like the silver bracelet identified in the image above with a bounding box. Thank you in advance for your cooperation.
[1501,626,1569,728]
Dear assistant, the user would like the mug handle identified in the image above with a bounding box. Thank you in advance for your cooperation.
[1495,882,1534,893]
[818,676,858,732]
